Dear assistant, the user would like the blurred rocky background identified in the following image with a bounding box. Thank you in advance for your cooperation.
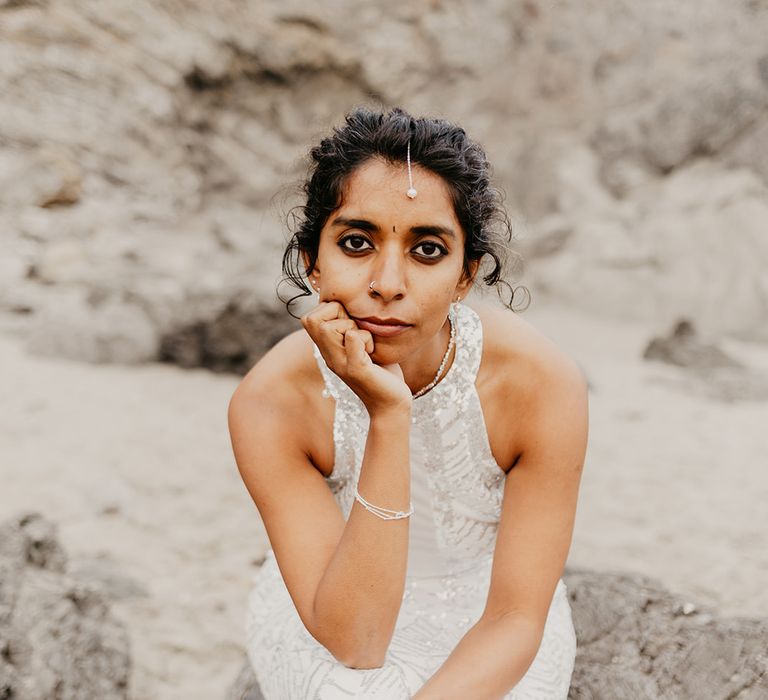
[3,0,768,369]
[2,1,768,699]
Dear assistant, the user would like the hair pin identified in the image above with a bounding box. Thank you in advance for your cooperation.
[406,140,417,199]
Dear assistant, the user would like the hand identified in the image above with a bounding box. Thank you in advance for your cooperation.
[302,301,412,414]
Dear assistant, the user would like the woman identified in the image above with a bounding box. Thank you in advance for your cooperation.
[228,106,588,699]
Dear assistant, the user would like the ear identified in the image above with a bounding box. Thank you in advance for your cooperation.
[455,259,480,300]
[302,250,320,287]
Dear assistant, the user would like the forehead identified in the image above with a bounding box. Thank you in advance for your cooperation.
[335,158,461,233]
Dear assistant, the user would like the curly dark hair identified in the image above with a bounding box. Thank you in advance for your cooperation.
[280,105,528,315]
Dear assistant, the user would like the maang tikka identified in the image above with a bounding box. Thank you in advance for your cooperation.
[406,140,417,199]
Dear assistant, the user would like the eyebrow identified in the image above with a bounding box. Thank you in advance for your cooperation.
[330,216,457,240]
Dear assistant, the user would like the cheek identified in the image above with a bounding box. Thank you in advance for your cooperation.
[321,261,365,293]
[317,268,371,308]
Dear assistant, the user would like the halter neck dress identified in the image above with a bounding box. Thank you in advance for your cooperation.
[245,303,577,699]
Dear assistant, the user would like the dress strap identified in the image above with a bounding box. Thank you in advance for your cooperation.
[311,344,344,401]
[453,302,483,384]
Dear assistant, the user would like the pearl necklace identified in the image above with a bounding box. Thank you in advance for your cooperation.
[412,307,456,399]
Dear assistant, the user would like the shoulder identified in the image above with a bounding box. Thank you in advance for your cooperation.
[228,328,322,434]
[470,300,587,394]
[472,304,588,464]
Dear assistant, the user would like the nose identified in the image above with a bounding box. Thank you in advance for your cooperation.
[369,244,406,302]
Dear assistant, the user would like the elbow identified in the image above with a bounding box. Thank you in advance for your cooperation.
[481,610,544,665]
[335,650,387,670]
[312,623,389,669]
[309,595,396,669]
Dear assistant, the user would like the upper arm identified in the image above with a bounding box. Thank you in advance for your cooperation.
[227,381,345,638]
[483,353,588,627]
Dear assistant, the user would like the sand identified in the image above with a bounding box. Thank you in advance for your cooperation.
[1,301,766,699]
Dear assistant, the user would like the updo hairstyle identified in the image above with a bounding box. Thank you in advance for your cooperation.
[280,106,527,314]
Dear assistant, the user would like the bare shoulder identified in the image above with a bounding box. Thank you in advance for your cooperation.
[231,327,318,400]
[468,300,588,469]
[470,299,587,395]
[228,328,323,440]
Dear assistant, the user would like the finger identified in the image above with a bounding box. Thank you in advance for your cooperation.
[355,329,375,354]
[310,319,358,375]
[302,301,350,333]
[313,301,350,323]
[320,318,357,344]
[344,330,372,375]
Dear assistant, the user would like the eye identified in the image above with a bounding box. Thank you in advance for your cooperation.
[413,241,448,260]
[339,235,373,253]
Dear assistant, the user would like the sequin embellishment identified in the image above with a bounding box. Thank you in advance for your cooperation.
[245,304,577,699]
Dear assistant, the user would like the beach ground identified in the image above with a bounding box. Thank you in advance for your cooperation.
[1,301,765,700]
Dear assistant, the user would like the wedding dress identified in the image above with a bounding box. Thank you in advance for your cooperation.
[245,303,577,698]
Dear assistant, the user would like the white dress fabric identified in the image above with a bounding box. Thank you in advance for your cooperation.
[245,303,577,699]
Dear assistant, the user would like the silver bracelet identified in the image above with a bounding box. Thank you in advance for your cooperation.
[354,486,413,520]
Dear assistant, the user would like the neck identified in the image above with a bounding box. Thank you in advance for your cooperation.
[400,312,455,396]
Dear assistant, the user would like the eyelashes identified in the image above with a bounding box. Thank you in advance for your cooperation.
[339,235,373,253]
[413,241,448,259]
[338,235,448,261]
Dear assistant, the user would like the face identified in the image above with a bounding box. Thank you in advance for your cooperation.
[308,157,476,365]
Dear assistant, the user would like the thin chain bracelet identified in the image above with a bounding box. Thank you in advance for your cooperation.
[354,486,414,520]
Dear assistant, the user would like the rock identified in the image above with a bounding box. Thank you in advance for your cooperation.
[0,512,130,700]
[722,114,768,188]
[25,288,160,365]
[226,569,768,699]
[0,148,81,209]
[592,66,768,195]
[526,154,768,342]
[641,319,768,402]
[159,295,300,375]
[3,0,768,358]
[225,661,264,700]
[20,236,295,369]
[566,569,768,699]
[0,512,66,573]
[31,238,91,285]
[643,319,741,370]
[67,554,149,603]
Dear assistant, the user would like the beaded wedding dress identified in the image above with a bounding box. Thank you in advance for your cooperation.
[245,303,577,699]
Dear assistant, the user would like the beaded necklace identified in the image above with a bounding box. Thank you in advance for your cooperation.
[412,307,457,399]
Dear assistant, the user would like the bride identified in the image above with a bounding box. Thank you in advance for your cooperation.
[228,106,588,699]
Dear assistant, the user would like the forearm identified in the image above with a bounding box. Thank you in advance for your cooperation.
[312,406,411,667]
[413,613,542,700]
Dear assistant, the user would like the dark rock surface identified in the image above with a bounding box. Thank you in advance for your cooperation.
[643,319,741,370]
[0,512,131,700]
[567,569,768,700]
[643,319,768,402]
[226,568,768,700]
[159,294,301,375]
[225,661,264,700]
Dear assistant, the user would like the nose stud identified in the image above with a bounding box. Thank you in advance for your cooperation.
[369,281,376,291]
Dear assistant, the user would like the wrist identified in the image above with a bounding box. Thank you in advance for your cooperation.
[367,400,412,424]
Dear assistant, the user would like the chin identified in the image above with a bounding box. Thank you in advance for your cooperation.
[370,341,411,366]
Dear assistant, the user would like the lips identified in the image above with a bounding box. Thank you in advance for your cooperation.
[353,316,413,338]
